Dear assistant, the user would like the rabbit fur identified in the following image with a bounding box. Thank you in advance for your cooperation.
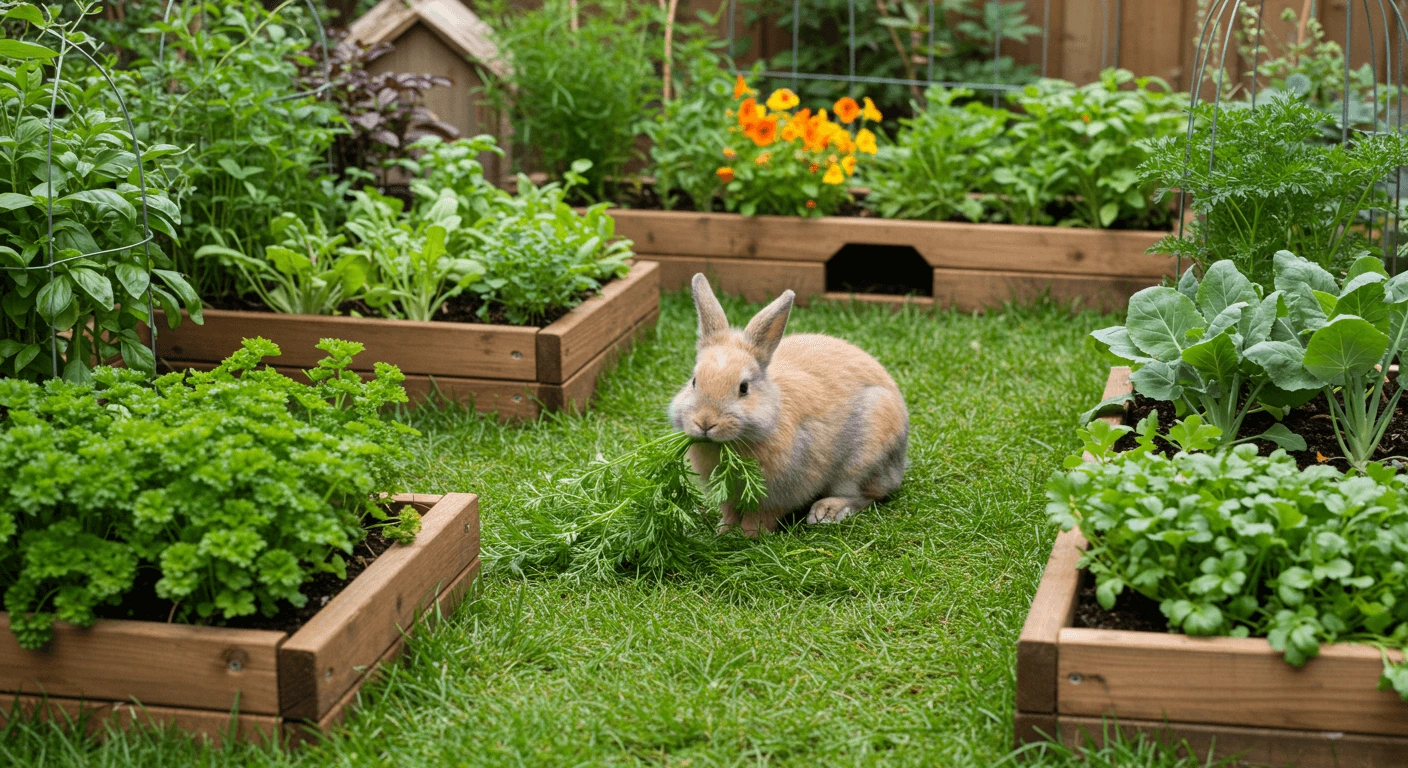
[668,273,908,536]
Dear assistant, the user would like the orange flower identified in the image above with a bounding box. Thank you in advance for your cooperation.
[756,152,771,165]
[733,74,754,100]
[802,113,840,153]
[806,200,816,209]
[855,127,878,155]
[1081,113,1092,123]
[833,97,861,123]
[722,147,737,159]
[809,162,819,174]
[746,116,779,146]
[766,88,800,111]
[716,167,735,183]
[861,96,882,122]
[822,163,845,185]
[841,155,856,175]
[738,98,766,128]
[781,108,811,141]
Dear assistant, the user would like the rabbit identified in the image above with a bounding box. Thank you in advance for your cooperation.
[668,274,909,536]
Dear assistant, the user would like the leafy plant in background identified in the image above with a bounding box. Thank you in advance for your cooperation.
[393,134,506,225]
[194,212,366,315]
[1049,428,1408,699]
[125,0,344,300]
[715,77,883,217]
[740,0,1038,118]
[1142,96,1408,287]
[643,40,740,211]
[1244,251,1408,470]
[1006,69,1186,229]
[0,337,416,650]
[0,2,199,383]
[861,86,1009,221]
[1086,261,1305,452]
[487,431,766,581]
[478,0,659,199]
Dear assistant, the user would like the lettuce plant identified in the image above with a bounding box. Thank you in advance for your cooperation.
[1049,421,1408,698]
[195,212,367,315]
[1087,260,1305,451]
[0,338,416,649]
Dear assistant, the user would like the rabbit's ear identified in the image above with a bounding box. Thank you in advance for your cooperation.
[743,290,794,366]
[692,273,729,344]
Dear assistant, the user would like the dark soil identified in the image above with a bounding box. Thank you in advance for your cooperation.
[206,288,595,328]
[1072,571,1168,633]
[1114,390,1408,471]
[94,528,397,635]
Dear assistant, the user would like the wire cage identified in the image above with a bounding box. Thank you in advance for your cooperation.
[1176,0,1408,279]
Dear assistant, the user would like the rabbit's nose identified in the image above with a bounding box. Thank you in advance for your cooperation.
[696,419,716,436]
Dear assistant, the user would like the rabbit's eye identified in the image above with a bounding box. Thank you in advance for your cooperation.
[739,381,749,396]
[692,377,697,388]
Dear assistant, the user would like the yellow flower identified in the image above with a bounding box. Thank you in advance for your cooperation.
[841,155,856,175]
[766,88,800,111]
[861,96,882,122]
[756,152,772,165]
[822,163,845,185]
[722,147,737,159]
[855,128,878,155]
[734,75,755,100]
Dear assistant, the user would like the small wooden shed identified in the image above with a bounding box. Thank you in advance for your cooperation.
[346,0,513,182]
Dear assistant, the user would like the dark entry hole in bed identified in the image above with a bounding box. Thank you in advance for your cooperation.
[825,244,933,297]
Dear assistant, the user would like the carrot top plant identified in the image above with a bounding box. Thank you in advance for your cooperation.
[715,77,882,217]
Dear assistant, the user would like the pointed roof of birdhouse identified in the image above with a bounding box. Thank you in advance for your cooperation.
[346,0,510,79]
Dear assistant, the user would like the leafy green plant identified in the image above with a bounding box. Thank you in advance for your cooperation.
[1049,429,1408,698]
[642,45,738,211]
[0,2,198,383]
[1142,96,1408,287]
[343,187,485,322]
[1086,260,1306,451]
[1244,251,1408,469]
[393,134,506,225]
[479,0,659,198]
[1007,69,1186,229]
[0,337,416,650]
[486,431,766,581]
[193,212,366,315]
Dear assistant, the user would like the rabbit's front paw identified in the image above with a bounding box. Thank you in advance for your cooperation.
[806,497,860,524]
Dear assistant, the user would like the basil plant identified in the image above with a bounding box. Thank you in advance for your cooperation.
[1243,252,1408,469]
[1088,260,1307,451]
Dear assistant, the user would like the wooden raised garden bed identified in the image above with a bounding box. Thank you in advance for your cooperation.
[0,493,480,746]
[152,260,661,419]
[609,210,1173,312]
[1015,367,1408,767]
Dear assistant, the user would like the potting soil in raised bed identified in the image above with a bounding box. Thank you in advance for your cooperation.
[1072,571,1167,633]
[1114,391,1408,471]
[93,526,397,635]
[205,288,597,327]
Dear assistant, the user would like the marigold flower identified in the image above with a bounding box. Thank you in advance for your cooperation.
[861,96,882,122]
[809,163,819,174]
[738,98,766,128]
[756,152,771,165]
[734,74,755,100]
[831,131,855,154]
[723,147,737,159]
[716,167,735,183]
[1081,113,1092,123]
[841,155,856,175]
[806,200,816,209]
[822,163,845,185]
[833,97,861,123]
[746,116,779,147]
[855,127,878,155]
[766,88,800,111]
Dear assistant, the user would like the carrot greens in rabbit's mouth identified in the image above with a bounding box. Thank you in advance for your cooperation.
[484,431,765,580]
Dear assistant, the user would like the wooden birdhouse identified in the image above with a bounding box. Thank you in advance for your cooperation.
[346,0,513,182]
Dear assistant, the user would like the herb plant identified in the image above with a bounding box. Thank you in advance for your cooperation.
[0,3,197,383]
[1049,423,1408,699]
[194,212,367,315]
[642,47,738,211]
[0,337,416,650]
[487,432,766,581]
[1142,96,1408,287]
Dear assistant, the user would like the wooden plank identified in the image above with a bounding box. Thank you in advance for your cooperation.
[1013,710,1059,747]
[1052,715,1408,768]
[536,260,660,384]
[0,617,285,715]
[819,292,935,309]
[153,309,539,381]
[643,254,825,305]
[345,0,420,48]
[542,308,659,414]
[609,210,1172,278]
[288,558,482,744]
[1016,528,1089,714]
[0,695,283,747]
[1059,0,1109,86]
[933,267,1159,313]
[279,493,480,720]
[1117,0,1190,84]
[166,361,545,421]
[1057,628,1408,736]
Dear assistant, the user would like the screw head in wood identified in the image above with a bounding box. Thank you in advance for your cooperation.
[1068,673,1083,685]
[511,350,523,359]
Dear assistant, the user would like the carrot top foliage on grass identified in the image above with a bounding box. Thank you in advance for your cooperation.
[0,291,1203,768]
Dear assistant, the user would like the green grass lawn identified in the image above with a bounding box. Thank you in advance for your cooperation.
[2,291,1219,767]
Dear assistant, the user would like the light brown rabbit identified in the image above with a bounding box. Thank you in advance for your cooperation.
[668,274,909,536]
